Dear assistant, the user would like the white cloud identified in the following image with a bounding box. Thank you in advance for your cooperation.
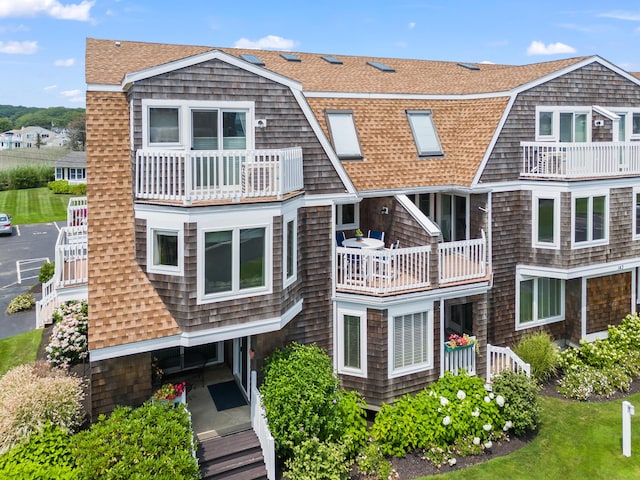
[233,35,296,50]
[44,84,57,91]
[0,0,94,21]
[526,41,576,55]
[479,60,495,64]
[0,40,37,54]
[598,11,640,21]
[0,23,29,34]
[60,89,81,97]
[54,58,75,67]
[408,21,416,29]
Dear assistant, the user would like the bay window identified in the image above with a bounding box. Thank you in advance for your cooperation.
[532,191,560,248]
[517,276,564,329]
[283,212,297,287]
[336,308,366,377]
[147,225,183,276]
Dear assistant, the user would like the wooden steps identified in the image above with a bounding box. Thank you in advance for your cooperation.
[198,429,268,480]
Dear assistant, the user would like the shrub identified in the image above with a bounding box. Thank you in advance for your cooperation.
[557,365,615,400]
[46,301,88,368]
[0,165,54,191]
[491,371,540,435]
[72,402,199,479]
[355,441,397,480]
[0,424,77,479]
[335,389,368,459]
[0,361,85,454]
[6,293,35,313]
[47,180,86,195]
[260,343,342,458]
[371,371,507,458]
[513,331,559,382]
[38,261,55,283]
[283,437,350,480]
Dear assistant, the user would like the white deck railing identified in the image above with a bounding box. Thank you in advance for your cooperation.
[250,371,275,480]
[135,147,304,203]
[486,344,531,381]
[336,245,431,294]
[443,337,477,376]
[55,226,88,288]
[36,277,58,328]
[438,231,486,284]
[67,196,87,226]
[521,141,640,178]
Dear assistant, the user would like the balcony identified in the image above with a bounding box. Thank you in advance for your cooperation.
[135,147,304,204]
[521,142,640,179]
[336,233,488,296]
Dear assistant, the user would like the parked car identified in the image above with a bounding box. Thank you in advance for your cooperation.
[0,213,12,235]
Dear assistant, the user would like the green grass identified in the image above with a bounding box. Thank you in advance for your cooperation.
[0,187,74,224]
[427,393,640,479]
[0,147,68,170]
[0,329,43,377]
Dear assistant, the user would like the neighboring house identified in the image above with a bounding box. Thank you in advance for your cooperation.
[54,150,87,184]
[0,126,66,149]
[81,38,640,421]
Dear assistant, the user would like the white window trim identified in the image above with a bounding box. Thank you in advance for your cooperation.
[609,108,640,141]
[336,307,367,377]
[571,188,609,249]
[532,190,560,249]
[634,186,640,241]
[387,303,434,379]
[146,223,184,276]
[335,202,360,231]
[197,214,272,304]
[141,99,255,150]
[406,110,444,156]
[283,209,298,288]
[535,106,591,142]
[515,274,565,331]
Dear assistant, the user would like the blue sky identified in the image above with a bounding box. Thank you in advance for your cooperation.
[1,0,640,108]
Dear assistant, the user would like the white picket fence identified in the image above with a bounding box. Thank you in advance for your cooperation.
[443,338,477,376]
[250,371,275,480]
[486,344,531,380]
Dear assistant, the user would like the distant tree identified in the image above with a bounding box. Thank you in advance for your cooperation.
[67,113,86,151]
[0,118,11,132]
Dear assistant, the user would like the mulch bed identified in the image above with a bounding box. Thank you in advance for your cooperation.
[352,377,640,479]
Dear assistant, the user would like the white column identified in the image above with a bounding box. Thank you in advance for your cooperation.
[623,401,635,457]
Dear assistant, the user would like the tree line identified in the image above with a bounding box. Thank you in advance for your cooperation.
[0,105,85,133]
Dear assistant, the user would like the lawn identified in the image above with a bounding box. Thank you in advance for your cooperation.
[429,392,640,479]
[0,329,42,377]
[0,187,74,224]
[0,147,68,170]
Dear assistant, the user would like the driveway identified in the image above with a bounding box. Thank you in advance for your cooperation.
[0,222,61,339]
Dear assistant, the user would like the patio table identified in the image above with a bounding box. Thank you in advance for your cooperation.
[342,237,384,250]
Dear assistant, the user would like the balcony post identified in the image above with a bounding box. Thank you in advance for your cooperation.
[184,152,192,205]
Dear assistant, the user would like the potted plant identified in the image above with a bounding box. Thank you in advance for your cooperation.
[445,333,477,352]
[153,381,187,404]
[355,228,363,241]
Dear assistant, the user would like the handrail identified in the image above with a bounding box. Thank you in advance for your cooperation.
[438,230,486,284]
[486,344,531,380]
[250,371,275,480]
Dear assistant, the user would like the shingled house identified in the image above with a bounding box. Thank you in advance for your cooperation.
[84,38,640,421]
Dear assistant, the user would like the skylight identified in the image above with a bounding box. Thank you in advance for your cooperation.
[281,53,301,62]
[321,55,343,65]
[407,111,443,157]
[326,111,362,159]
[457,62,480,71]
[240,54,265,66]
[367,61,395,72]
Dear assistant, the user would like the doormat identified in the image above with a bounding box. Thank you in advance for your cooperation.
[207,380,248,411]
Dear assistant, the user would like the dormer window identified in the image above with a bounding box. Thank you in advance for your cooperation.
[535,107,589,142]
[326,110,362,159]
[407,110,443,157]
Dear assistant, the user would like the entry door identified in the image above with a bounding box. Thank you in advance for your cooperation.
[438,194,467,242]
[233,337,250,395]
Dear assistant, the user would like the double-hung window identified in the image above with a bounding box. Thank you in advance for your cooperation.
[517,276,563,329]
[407,110,443,156]
[201,223,270,301]
[326,110,362,159]
[336,308,367,377]
[532,191,560,249]
[634,187,640,240]
[389,309,433,377]
[536,107,589,142]
[572,191,608,247]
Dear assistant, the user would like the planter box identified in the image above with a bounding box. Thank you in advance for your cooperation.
[444,343,475,353]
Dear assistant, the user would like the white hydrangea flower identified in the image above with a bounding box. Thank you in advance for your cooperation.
[440,396,449,406]
[496,395,505,407]
[448,458,457,466]
[503,420,513,431]
[443,416,451,426]
[483,423,492,431]
[484,395,491,403]
[489,392,495,399]
[484,441,493,449]
[472,408,480,417]
[473,437,481,445]
[456,390,466,400]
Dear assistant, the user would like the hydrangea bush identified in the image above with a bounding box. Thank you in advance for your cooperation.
[6,293,35,313]
[558,313,640,399]
[46,300,88,368]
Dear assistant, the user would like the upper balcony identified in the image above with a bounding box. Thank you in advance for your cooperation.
[135,147,304,205]
[521,142,640,179]
[336,232,489,296]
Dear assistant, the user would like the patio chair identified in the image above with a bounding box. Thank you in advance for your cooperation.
[342,246,367,284]
[367,230,385,242]
[390,239,399,249]
[373,244,397,283]
[335,231,346,246]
